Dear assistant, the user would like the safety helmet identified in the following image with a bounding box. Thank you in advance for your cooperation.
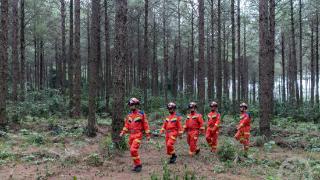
[188,102,197,109]
[128,97,140,106]
[167,102,177,109]
[210,101,218,107]
[240,102,248,109]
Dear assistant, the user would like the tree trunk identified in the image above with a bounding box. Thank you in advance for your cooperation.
[73,0,81,117]
[311,20,315,106]
[223,20,229,100]
[216,0,222,104]
[163,0,168,102]
[0,0,8,128]
[259,0,275,138]
[12,0,19,102]
[316,12,319,106]
[289,0,298,104]
[69,0,74,116]
[172,39,178,98]
[151,12,159,96]
[143,0,149,109]
[237,0,241,103]
[87,0,100,137]
[104,0,111,113]
[281,32,286,103]
[299,0,303,104]
[112,0,127,148]
[198,0,205,113]
[231,0,236,111]
[20,0,26,101]
[61,0,66,93]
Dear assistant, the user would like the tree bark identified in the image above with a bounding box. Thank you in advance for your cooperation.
[216,0,222,104]
[143,0,149,109]
[0,0,8,128]
[198,0,205,113]
[87,0,100,137]
[61,0,66,93]
[69,0,74,116]
[12,0,19,102]
[231,0,236,111]
[104,0,111,113]
[112,0,127,147]
[73,0,81,117]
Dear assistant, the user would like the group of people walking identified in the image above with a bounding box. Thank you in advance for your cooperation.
[119,97,251,172]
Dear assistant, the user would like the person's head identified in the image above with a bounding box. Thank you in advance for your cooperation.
[209,101,218,112]
[167,102,176,114]
[188,102,197,113]
[240,102,248,113]
[128,97,140,111]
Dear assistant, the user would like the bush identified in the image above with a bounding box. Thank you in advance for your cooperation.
[217,139,237,162]
[85,153,103,166]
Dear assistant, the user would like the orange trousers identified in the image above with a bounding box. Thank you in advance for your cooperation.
[187,130,199,155]
[235,130,250,148]
[205,129,219,151]
[165,131,178,155]
[128,132,143,166]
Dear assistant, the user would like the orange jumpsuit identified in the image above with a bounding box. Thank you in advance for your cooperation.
[184,112,205,156]
[235,112,251,149]
[205,111,221,152]
[120,110,150,166]
[160,112,183,155]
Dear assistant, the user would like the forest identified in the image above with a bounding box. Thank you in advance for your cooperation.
[0,0,319,179]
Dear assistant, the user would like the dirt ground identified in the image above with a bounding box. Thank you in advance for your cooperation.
[1,123,318,180]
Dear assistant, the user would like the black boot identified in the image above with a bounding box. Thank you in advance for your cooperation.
[195,149,200,155]
[132,165,142,172]
[169,154,177,164]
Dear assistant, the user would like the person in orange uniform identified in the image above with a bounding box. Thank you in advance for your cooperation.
[205,101,221,153]
[183,102,205,156]
[234,102,251,152]
[120,98,151,172]
[160,102,183,164]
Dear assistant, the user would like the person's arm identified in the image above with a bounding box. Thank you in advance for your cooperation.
[160,119,167,134]
[199,115,205,134]
[212,114,220,132]
[120,117,129,136]
[177,116,183,135]
[143,114,151,139]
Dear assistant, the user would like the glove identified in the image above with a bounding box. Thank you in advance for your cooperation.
[119,132,124,137]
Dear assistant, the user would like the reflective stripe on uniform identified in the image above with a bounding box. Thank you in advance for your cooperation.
[132,156,140,160]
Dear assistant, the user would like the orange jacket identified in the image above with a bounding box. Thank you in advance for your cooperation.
[237,112,251,133]
[160,112,183,134]
[207,111,220,132]
[121,109,150,136]
[184,112,205,132]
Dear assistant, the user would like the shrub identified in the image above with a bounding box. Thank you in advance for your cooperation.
[217,139,237,162]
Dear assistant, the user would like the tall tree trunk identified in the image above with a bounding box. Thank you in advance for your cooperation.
[163,0,168,102]
[86,5,90,84]
[198,0,205,113]
[12,0,19,102]
[259,0,275,138]
[223,20,229,99]
[289,0,298,104]
[87,0,100,137]
[281,32,286,103]
[311,20,315,105]
[299,0,303,103]
[39,39,44,90]
[105,0,111,113]
[69,0,74,116]
[172,39,178,98]
[237,0,241,102]
[208,0,215,100]
[143,0,149,109]
[177,0,183,93]
[231,0,236,110]
[216,0,222,104]
[73,0,81,117]
[61,0,66,93]
[112,0,127,148]
[151,12,159,96]
[316,12,319,106]
[0,0,8,128]
[242,19,248,102]
[20,0,25,101]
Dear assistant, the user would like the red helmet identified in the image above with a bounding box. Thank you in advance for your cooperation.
[188,102,197,109]
[128,97,140,106]
[210,101,218,107]
[240,102,248,109]
[167,102,177,109]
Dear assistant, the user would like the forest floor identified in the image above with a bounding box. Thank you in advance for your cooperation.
[0,114,319,180]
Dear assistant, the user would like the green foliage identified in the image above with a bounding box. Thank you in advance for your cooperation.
[217,139,237,162]
[27,133,46,145]
[264,141,276,152]
[7,89,67,122]
[85,153,103,167]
